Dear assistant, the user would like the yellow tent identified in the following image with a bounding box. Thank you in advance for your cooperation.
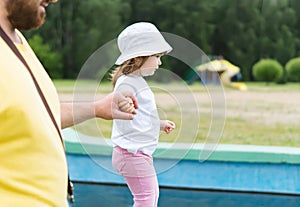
[195,59,247,91]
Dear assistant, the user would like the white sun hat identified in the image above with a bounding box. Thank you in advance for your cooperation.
[115,22,172,65]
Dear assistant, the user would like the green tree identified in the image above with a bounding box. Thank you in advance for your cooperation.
[123,0,216,78]
[211,0,298,81]
[72,0,123,79]
[26,0,123,79]
[259,0,297,64]
[28,34,63,79]
[211,0,262,81]
[290,0,300,57]
[22,0,300,81]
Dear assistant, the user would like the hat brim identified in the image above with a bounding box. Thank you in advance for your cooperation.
[115,47,172,65]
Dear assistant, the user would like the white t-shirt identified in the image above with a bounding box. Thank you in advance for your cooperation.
[111,75,160,155]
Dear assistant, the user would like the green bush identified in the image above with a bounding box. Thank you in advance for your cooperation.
[276,68,288,84]
[252,59,283,84]
[285,57,300,82]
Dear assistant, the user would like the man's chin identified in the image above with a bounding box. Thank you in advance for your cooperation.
[16,18,45,31]
[9,9,46,31]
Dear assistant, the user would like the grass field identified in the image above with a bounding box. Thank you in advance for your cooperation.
[54,80,300,147]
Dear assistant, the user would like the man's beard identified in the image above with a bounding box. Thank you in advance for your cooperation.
[6,0,46,31]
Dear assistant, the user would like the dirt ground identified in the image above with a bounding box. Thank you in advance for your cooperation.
[59,89,300,125]
[215,90,300,125]
[58,84,300,147]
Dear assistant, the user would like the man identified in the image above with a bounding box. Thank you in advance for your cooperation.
[0,0,137,206]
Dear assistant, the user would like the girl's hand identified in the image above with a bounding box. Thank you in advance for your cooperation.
[160,120,176,134]
[95,92,138,120]
[118,97,136,114]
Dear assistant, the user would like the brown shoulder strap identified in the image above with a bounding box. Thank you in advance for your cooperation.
[0,26,74,203]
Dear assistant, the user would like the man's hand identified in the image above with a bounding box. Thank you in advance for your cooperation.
[95,91,138,120]
[60,91,138,129]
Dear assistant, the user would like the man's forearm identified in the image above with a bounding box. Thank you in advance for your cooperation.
[60,92,137,129]
[60,102,95,129]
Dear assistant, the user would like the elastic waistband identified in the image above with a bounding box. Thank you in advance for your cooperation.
[114,146,149,156]
[114,146,128,153]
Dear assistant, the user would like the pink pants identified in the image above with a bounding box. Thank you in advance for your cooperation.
[112,146,159,207]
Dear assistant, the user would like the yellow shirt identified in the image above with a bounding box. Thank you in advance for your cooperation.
[0,31,68,206]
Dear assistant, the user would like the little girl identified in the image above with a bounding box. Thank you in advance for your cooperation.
[111,22,176,207]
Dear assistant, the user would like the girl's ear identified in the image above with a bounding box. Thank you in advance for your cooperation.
[134,57,145,66]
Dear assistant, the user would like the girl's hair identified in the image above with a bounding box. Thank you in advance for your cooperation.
[111,56,149,88]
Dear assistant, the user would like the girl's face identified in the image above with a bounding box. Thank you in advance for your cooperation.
[139,54,163,76]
